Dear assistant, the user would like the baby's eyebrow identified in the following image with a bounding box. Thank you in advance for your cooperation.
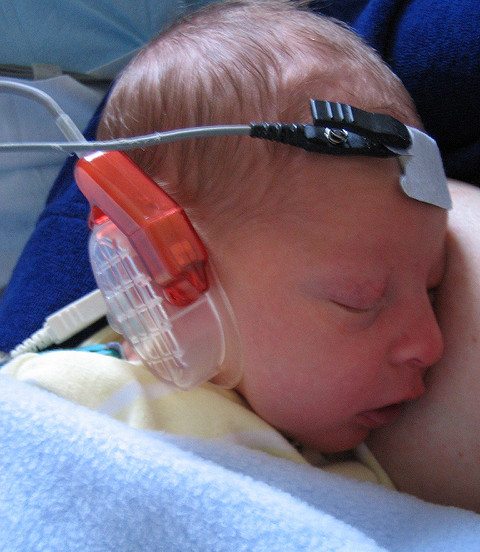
[333,274,388,299]
[300,268,389,299]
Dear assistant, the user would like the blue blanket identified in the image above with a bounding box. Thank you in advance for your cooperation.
[1,373,479,551]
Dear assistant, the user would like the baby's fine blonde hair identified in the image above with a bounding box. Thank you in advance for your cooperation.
[98,0,419,238]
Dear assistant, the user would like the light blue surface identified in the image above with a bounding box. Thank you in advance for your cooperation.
[0,1,215,77]
[0,0,216,288]
[0,76,104,288]
[1,374,480,552]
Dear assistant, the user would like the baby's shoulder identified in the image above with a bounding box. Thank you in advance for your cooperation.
[2,349,155,410]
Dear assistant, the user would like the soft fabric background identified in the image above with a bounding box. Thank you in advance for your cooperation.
[1,374,479,551]
[0,76,104,288]
[0,0,213,297]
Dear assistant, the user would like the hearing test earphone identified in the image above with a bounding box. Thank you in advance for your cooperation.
[75,150,242,389]
[0,82,452,388]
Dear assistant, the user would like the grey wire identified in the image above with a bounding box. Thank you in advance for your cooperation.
[0,80,251,155]
[0,80,67,118]
[0,125,252,154]
[0,80,86,144]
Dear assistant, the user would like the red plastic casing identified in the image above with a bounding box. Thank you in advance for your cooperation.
[74,150,208,306]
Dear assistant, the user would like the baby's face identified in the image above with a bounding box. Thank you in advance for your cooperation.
[216,155,447,453]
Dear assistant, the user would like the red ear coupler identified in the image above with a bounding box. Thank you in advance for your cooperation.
[75,150,208,307]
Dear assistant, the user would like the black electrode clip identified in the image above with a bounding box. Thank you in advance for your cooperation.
[250,99,412,157]
[309,100,411,149]
[250,99,452,210]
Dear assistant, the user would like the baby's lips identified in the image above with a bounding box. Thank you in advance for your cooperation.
[356,380,427,430]
[355,403,405,429]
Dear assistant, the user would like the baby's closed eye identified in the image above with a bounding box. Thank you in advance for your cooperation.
[299,274,387,315]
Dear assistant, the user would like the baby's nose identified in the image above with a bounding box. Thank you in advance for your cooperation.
[390,302,444,370]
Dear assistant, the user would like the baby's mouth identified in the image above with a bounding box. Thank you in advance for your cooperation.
[355,403,405,429]
[356,379,428,430]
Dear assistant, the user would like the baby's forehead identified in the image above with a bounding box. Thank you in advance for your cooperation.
[263,154,446,242]
[268,153,400,205]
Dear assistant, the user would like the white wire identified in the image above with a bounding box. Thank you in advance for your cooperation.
[8,289,107,358]
[9,327,53,358]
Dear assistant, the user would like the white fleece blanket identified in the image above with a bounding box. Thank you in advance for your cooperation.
[1,374,479,552]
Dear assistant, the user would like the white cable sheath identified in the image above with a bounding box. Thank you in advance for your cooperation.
[9,289,107,358]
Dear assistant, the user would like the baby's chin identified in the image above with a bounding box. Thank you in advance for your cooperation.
[292,425,371,455]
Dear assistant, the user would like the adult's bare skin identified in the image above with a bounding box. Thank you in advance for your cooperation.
[367,180,480,513]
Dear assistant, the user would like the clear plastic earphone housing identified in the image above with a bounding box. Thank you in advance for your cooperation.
[89,218,241,389]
